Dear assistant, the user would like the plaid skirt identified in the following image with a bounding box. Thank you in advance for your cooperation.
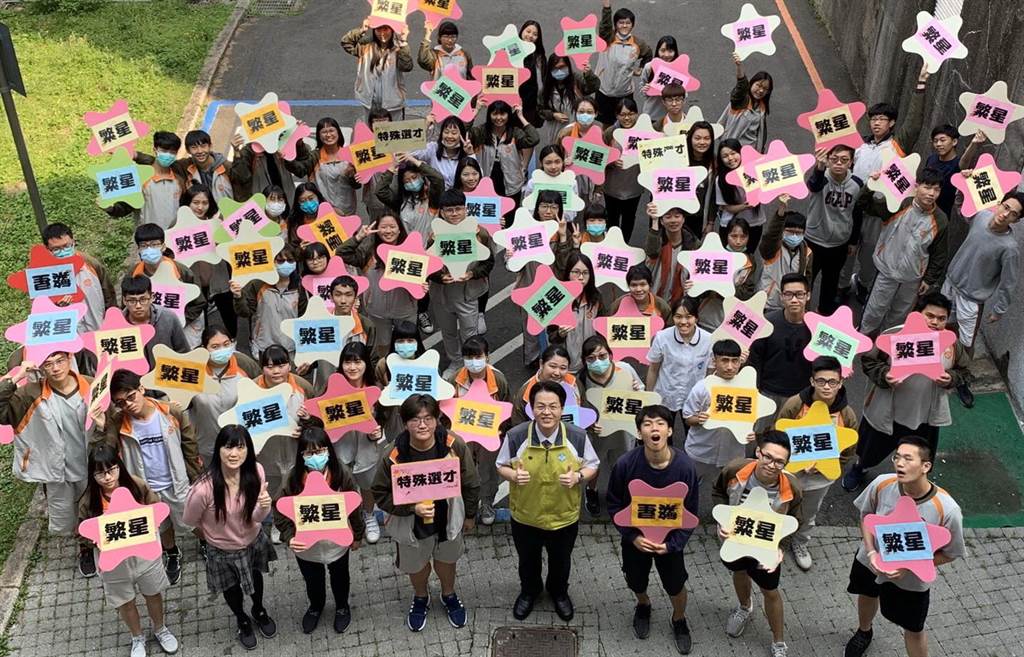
[204,529,277,595]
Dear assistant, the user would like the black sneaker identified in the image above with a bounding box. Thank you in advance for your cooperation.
[78,550,96,578]
[632,603,651,639]
[671,617,692,654]
[584,488,600,516]
[334,605,352,633]
[956,382,975,409]
[252,608,277,638]
[237,618,257,650]
[164,548,181,585]
[841,464,866,492]
[301,608,321,634]
[844,628,873,657]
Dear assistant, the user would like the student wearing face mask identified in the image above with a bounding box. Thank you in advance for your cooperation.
[556,96,604,204]
[377,156,445,239]
[41,223,117,336]
[286,182,330,249]
[538,54,600,150]
[444,337,512,527]
[757,196,813,313]
[139,131,186,229]
[262,185,289,228]
[231,245,308,361]
[373,321,427,438]
[285,118,361,216]
[595,0,652,126]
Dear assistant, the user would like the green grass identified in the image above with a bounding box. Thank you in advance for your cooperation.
[0,0,232,575]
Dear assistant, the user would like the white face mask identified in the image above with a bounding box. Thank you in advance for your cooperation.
[465,358,487,374]
[266,201,287,217]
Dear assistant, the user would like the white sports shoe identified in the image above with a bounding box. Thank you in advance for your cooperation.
[363,510,381,544]
[726,604,753,637]
[130,635,147,657]
[153,626,179,654]
[791,542,813,571]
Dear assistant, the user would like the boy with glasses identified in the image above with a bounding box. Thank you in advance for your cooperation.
[654,84,687,132]
[757,199,812,312]
[121,275,190,365]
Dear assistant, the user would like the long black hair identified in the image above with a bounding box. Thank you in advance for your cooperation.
[370,213,409,270]
[453,158,483,192]
[716,138,745,206]
[520,20,546,76]
[340,341,376,386]
[748,71,774,115]
[284,426,344,494]
[563,252,602,313]
[86,443,144,518]
[434,116,470,161]
[687,120,716,168]
[541,54,580,113]
[179,183,219,219]
[532,189,565,222]
[204,425,261,524]
[287,182,326,242]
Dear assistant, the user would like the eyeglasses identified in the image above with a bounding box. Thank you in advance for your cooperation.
[441,206,467,215]
[123,296,151,307]
[93,465,119,481]
[780,291,808,300]
[137,241,163,250]
[812,377,842,388]
[112,389,140,409]
[537,203,560,212]
[409,416,437,426]
[568,268,590,278]
[828,156,851,164]
[891,453,918,464]
[41,355,69,370]
[759,452,788,469]
[617,112,638,119]
[302,447,329,458]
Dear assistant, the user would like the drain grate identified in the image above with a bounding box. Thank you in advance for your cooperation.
[247,0,306,16]
[491,626,577,657]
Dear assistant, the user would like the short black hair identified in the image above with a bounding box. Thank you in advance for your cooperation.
[259,344,292,368]
[184,130,212,149]
[42,222,73,244]
[661,84,686,99]
[780,272,810,292]
[540,344,571,364]
[896,435,933,464]
[758,430,791,457]
[110,369,142,397]
[612,7,636,25]
[930,124,958,141]
[399,393,441,423]
[529,379,567,407]
[461,336,489,358]
[915,291,952,314]
[437,20,459,37]
[810,355,842,376]
[626,263,653,285]
[329,275,359,295]
[133,223,165,245]
[712,339,741,358]
[917,167,944,187]
[634,404,674,430]
[828,143,856,159]
[867,102,898,121]
[120,275,152,298]
[438,188,467,209]
[782,211,807,230]
[1002,190,1024,209]
[153,131,181,152]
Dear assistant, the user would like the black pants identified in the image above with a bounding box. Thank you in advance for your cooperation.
[296,552,350,611]
[856,419,940,469]
[223,570,265,623]
[595,91,627,126]
[621,540,688,597]
[808,240,848,315]
[606,195,642,244]
[211,291,239,338]
[511,519,579,597]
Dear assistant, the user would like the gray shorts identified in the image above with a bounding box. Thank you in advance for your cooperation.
[101,555,168,608]
[396,533,465,574]
[156,487,192,534]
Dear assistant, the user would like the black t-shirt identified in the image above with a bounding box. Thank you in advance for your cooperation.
[750,310,813,396]
[925,153,961,220]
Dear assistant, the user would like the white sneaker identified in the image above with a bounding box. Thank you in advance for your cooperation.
[479,503,495,526]
[477,314,487,334]
[791,542,813,571]
[725,604,753,637]
[130,635,147,657]
[363,510,381,544]
[418,312,435,334]
[271,525,282,544]
[153,626,178,654]
[770,641,789,657]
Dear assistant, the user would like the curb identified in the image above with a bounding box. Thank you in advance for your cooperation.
[0,487,45,634]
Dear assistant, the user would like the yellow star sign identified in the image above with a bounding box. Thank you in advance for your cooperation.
[776,400,858,480]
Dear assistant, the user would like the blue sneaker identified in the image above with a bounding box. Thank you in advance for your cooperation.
[441,592,467,628]
[407,595,430,632]
[842,464,865,492]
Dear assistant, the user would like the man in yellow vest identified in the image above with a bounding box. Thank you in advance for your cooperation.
[496,380,599,621]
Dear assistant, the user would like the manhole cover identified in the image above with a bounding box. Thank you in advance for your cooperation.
[492,626,576,657]
[247,0,306,16]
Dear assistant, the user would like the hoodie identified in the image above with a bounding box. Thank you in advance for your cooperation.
[418,41,473,80]
[804,167,864,248]
[777,386,858,491]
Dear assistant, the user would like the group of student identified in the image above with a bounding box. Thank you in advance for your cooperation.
[2,2,1018,657]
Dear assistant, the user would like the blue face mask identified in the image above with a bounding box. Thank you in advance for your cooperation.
[303,452,329,472]
[276,261,296,277]
[465,358,487,373]
[139,247,162,264]
[299,199,320,215]
[155,152,177,168]
[586,224,606,236]
[782,233,804,248]
[551,68,570,81]
[576,112,595,125]
[53,246,75,259]
[209,345,235,365]
[587,357,612,375]
[395,342,417,358]
[404,178,424,193]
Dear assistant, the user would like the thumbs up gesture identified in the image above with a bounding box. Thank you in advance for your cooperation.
[257,480,272,509]
[514,460,531,486]
[558,464,579,488]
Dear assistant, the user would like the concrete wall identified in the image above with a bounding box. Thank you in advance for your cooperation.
[809,0,1024,406]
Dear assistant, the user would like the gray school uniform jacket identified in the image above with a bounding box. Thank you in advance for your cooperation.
[804,167,864,248]
[284,145,362,216]
[341,27,414,112]
[869,197,948,285]
[230,143,309,201]
[595,6,652,98]
[233,276,308,359]
[718,76,768,153]
[470,123,540,197]
[125,305,189,367]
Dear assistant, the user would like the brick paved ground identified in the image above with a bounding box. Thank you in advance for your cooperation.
[8,523,1023,657]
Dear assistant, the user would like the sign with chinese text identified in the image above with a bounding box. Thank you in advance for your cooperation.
[7,244,85,304]
[366,0,411,32]
[585,387,662,437]
[776,401,858,480]
[5,296,85,364]
[281,297,356,367]
[218,378,298,453]
[711,291,774,350]
[342,121,394,184]
[215,194,280,241]
[712,487,797,569]
[234,93,297,153]
[166,208,221,266]
[863,495,952,582]
[796,88,866,151]
[957,81,1024,145]
[562,129,620,185]
[874,312,958,383]
[749,140,816,203]
[510,265,582,335]
[645,55,700,96]
[612,480,699,543]
[803,306,871,377]
[85,353,114,432]
[613,113,662,169]
[636,133,689,176]
[82,308,155,376]
[867,152,921,212]
[678,232,749,297]
[305,373,381,441]
[421,67,482,122]
[720,3,781,60]
[482,23,536,68]
[580,226,644,290]
[724,144,764,205]
[703,366,776,443]
[439,378,513,451]
[84,100,151,157]
[639,166,708,217]
[554,14,606,68]
[594,296,664,364]
[492,208,558,272]
[390,456,462,505]
[901,12,968,74]
[379,350,455,406]
[471,50,531,106]
[78,487,169,572]
[376,231,442,299]
[215,221,286,286]
[295,203,361,254]
[87,148,153,209]
[141,344,220,406]
[465,176,514,234]
[372,118,428,155]
[148,262,201,328]
[950,153,1022,217]
[429,216,486,278]
[275,471,362,550]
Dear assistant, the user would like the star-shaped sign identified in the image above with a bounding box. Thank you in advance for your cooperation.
[721,3,781,60]
[711,290,775,349]
[78,487,170,572]
[803,306,871,377]
[166,207,221,266]
[87,147,153,210]
[421,66,483,122]
[5,296,86,364]
[646,55,701,97]
[85,353,114,432]
[867,152,922,212]
[660,105,725,140]
[142,344,221,407]
[510,264,583,335]
[342,121,394,185]
[712,486,798,569]
[483,23,536,68]
[281,297,356,367]
[750,139,817,203]
[492,208,558,272]
[580,226,645,290]
[471,49,531,107]
[302,258,369,311]
[275,471,363,550]
[957,81,1024,145]
[244,101,313,161]
[149,262,201,327]
[366,0,411,32]
[562,128,621,185]
[414,0,464,28]
[525,381,597,429]
[950,153,1022,217]
[218,377,299,453]
[554,14,607,69]
[296,202,362,253]
[465,176,515,234]
[677,232,748,298]
[215,194,280,242]
[776,400,858,480]
[215,220,286,286]
[585,387,662,437]
[83,99,151,158]
[376,231,443,300]
[875,312,959,383]
[304,372,381,441]
[82,307,155,376]
[901,12,968,74]
[594,296,665,364]
[521,170,585,213]
[724,144,765,205]
[612,480,699,544]
[7,244,86,304]
[234,92,297,154]
[429,216,487,278]
[613,113,662,168]
[379,350,455,406]
[639,165,710,217]
[862,495,952,583]
[439,378,513,451]
[703,366,777,443]
[796,88,867,151]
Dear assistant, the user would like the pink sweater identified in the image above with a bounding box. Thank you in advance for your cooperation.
[183,464,270,551]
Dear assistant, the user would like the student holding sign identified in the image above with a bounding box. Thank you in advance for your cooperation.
[138,131,187,230]
[642,203,700,303]
[606,404,699,653]
[547,252,604,372]
[470,100,539,208]
[602,98,646,241]
[595,1,653,126]
[184,425,278,650]
[370,394,480,632]
[411,115,474,190]
[509,345,583,427]
[231,245,307,361]
[79,444,178,657]
[538,54,600,150]
[716,139,767,251]
[757,198,813,312]
[418,21,474,81]
[638,36,680,123]
[229,132,310,203]
[376,157,445,238]
[42,223,118,336]
[718,53,773,153]
[844,436,966,657]
[712,432,803,657]
[496,380,599,622]
[285,118,362,216]
[645,297,712,425]
[275,425,365,634]
[341,19,414,121]
[120,275,189,366]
